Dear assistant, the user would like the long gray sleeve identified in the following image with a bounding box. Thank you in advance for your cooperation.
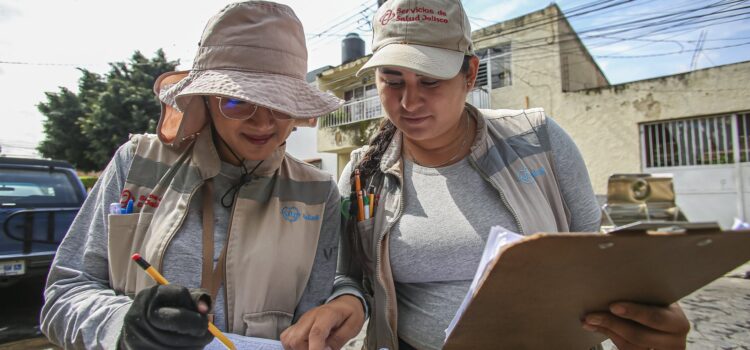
[293,178,341,321]
[40,143,136,349]
[546,117,601,232]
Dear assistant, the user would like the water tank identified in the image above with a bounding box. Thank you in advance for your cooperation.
[342,33,365,64]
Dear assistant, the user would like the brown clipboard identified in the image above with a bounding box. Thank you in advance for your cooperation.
[443,227,750,349]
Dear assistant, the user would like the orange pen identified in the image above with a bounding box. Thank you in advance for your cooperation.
[355,169,365,221]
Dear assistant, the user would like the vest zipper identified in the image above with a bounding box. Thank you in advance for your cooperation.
[467,157,525,235]
[222,190,239,331]
[376,170,404,348]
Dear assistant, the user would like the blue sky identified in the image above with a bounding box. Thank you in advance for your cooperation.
[462,0,750,84]
[0,0,748,153]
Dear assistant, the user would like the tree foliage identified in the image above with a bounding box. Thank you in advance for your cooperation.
[38,50,178,172]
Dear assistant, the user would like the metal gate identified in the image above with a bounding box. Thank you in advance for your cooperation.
[640,112,750,227]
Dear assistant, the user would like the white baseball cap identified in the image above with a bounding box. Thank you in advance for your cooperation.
[358,0,474,79]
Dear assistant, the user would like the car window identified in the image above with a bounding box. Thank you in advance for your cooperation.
[0,168,82,207]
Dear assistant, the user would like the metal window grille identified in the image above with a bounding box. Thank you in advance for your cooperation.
[476,43,512,90]
[641,113,750,168]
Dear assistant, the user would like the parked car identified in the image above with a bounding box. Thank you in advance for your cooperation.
[0,157,86,287]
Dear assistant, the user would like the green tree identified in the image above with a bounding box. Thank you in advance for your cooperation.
[37,49,178,171]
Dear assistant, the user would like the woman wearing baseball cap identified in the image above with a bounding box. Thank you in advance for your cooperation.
[282,0,690,349]
[40,2,358,349]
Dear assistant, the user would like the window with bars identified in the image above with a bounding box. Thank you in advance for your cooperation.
[476,44,512,89]
[641,113,750,168]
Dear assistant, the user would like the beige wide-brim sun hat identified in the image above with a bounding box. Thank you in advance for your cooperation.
[357,0,474,80]
[154,1,342,149]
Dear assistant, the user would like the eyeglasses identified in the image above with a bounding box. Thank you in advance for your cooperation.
[216,97,293,121]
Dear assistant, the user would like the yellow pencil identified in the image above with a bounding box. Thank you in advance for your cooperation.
[368,193,374,217]
[131,253,236,350]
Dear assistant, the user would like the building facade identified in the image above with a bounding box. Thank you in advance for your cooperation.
[313,4,750,227]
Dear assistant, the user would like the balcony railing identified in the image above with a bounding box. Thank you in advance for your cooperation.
[319,96,383,128]
[319,90,491,129]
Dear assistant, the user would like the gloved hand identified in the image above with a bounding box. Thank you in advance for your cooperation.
[118,284,215,350]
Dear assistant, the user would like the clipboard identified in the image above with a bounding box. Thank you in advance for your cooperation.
[443,226,750,349]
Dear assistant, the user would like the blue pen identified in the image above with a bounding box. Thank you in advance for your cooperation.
[121,199,134,214]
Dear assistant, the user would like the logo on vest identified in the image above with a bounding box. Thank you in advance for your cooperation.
[517,166,547,184]
[304,214,320,221]
[281,207,301,223]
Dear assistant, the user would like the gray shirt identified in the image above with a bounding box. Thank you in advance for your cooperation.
[390,118,600,349]
[40,141,340,349]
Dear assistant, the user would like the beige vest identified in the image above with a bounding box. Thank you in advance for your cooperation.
[107,126,333,339]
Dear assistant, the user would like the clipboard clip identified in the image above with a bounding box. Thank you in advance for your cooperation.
[605,221,722,235]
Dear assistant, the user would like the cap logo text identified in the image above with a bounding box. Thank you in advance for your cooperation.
[380,10,396,25]
[380,7,449,25]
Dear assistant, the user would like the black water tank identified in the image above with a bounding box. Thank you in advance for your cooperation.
[342,33,365,64]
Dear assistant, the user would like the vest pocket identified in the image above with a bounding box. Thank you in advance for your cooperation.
[107,212,153,296]
[241,311,293,340]
[355,218,376,273]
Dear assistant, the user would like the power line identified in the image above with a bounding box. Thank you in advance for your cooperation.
[597,40,750,58]
[306,0,376,44]
[475,1,750,63]
[690,30,709,69]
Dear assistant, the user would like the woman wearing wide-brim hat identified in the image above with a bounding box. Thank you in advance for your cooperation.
[282,0,691,349]
[40,2,358,349]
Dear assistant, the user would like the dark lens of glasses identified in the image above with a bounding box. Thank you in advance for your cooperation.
[219,98,256,120]
[218,97,293,120]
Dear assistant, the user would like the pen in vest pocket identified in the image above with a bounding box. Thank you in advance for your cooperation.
[110,199,134,214]
[354,169,378,222]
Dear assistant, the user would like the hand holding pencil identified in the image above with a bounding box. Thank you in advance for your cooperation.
[119,254,236,350]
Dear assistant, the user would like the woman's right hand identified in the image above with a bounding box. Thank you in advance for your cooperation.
[280,295,366,350]
[118,284,214,350]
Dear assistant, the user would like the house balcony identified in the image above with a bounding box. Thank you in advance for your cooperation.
[317,96,386,154]
[318,95,384,128]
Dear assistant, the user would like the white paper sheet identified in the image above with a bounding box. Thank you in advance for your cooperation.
[204,333,284,350]
[444,226,524,340]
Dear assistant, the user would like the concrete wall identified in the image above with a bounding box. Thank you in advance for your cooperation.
[476,5,564,111]
[554,62,750,194]
[556,14,609,91]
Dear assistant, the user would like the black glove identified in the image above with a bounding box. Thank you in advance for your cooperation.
[118,284,215,350]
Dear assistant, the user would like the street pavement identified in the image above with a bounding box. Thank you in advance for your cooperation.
[680,262,750,349]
